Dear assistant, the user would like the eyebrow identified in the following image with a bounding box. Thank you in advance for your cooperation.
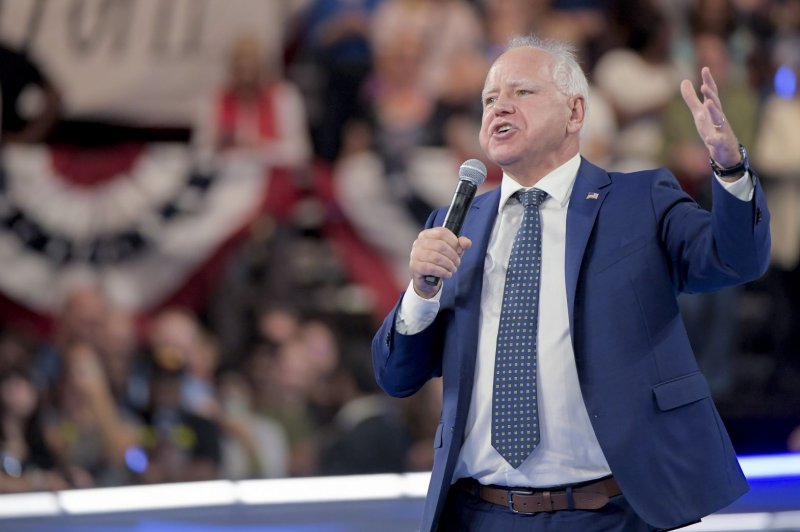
[482,79,541,99]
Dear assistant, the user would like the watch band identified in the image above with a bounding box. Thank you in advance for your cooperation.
[710,144,748,177]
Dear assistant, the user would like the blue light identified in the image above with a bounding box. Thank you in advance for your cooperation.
[774,65,797,100]
[738,452,800,479]
[125,446,149,474]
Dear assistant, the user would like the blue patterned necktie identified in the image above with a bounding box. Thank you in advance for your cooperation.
[492,188,548,468]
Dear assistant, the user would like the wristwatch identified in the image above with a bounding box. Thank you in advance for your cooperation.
[710,144,749,177]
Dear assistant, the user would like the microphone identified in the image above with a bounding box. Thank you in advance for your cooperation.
[423,159,487,286]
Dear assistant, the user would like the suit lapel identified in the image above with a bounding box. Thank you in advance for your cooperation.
[452,188,500,437]
[455,188,500,309]
[565,159,611,336]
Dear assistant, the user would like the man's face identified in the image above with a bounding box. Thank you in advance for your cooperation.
[479,47,578,182]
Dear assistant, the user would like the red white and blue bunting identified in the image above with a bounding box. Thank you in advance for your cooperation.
[0,143,269,314]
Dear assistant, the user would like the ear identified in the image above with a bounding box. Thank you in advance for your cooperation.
[566,95,586,134]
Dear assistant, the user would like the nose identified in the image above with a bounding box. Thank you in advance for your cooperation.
[492,93,514,114]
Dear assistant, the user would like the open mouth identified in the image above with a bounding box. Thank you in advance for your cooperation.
[495,123,512,134]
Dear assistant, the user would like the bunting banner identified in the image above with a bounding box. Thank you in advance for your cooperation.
[0,143,270,315]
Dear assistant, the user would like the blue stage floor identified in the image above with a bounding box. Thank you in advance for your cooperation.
[1,455,798,532]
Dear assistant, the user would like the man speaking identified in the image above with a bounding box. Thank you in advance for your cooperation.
[371,34,770,531]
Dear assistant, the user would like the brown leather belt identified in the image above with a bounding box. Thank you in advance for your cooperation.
[456,476,622,514]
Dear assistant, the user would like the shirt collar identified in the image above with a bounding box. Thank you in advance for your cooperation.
[498,153,581,213]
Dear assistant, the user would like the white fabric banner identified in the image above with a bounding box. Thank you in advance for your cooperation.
[0,0,291,126]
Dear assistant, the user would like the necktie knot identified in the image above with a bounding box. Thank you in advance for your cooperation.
[517,188,548,209]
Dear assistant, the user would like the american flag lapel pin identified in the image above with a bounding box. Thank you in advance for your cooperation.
[586,192,599,200]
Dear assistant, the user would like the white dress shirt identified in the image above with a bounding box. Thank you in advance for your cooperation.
[396,154,754,487]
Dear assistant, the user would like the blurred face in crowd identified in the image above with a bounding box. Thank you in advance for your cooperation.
[148,309,200,371]
[694,34,730,89]
[59,286,109,347]
[0,373,38,420]
[229,36,267,92]
[479,47,584,185]
[98,311,137,386]
[375,34,425,86]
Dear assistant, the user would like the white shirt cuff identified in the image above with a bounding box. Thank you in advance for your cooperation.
[715,170,754,202]
[395,280,441,335]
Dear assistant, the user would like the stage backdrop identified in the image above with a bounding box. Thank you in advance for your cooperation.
[0,0,291,126]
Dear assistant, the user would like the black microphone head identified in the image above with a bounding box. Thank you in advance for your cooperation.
[459,159,487,187]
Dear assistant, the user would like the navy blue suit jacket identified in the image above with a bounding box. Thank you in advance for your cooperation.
[372,159,770,531]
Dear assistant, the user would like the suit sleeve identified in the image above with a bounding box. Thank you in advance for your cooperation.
[371,210,446,398]
[653,169,770,293]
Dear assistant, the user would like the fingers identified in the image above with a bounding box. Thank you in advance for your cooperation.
[681,74,723,131]
[680,79,703,114]
[704,98,725,130]
[698,67,725,126]
[411,228,465,278]
[701,67,720,99]
[410,228,471,296]
[680,67,742,168]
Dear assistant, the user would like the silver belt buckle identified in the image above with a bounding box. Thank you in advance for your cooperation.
[507,489,538,515]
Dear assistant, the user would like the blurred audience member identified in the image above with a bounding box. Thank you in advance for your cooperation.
[139,362,221,484]
[688,0,738,40]
[579,87,618,169]
[299,319,340,386]
[148,307,219,420]
[363,33,433,176]
[0,43,61,144]
[0,330,36,376]
[483,0,546,61]
[247,340,320,477]
[319,347,410,475]
[302,0,384,161]
[34,284,110,396]
[194,35,312,171]
[42,343,139,487]
[0,368,70,492]
[371,0,484,98]
[217,370,288,479]
[754,48,800,392]
[595,1,679,170]
[333,118,420,288]
[419,43,487,156]
[97,310,150,416]
[757,79,800,272]
[257,304,302,349]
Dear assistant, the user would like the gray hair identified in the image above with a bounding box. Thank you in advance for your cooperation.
[507,35,590,105]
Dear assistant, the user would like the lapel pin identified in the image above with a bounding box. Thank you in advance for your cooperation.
[586,192,599,200]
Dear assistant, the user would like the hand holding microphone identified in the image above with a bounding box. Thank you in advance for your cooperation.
[410,159,487,298]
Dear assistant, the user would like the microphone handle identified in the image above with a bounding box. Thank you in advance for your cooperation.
[423,182,477,286]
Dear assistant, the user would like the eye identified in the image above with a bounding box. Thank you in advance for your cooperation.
[517,89,532,96]
[483,96,497,106]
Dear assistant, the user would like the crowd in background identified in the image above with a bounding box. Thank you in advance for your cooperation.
[1,0,800,492]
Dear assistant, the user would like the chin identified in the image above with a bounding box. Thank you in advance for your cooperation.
[487,152,520,168]
[486,142,521,163]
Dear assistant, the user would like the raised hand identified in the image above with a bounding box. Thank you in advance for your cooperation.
[680,67,743,176]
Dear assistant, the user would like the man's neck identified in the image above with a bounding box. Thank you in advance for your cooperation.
[504,150,580,187]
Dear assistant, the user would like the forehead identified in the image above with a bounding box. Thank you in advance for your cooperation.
[483,47,555,90]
